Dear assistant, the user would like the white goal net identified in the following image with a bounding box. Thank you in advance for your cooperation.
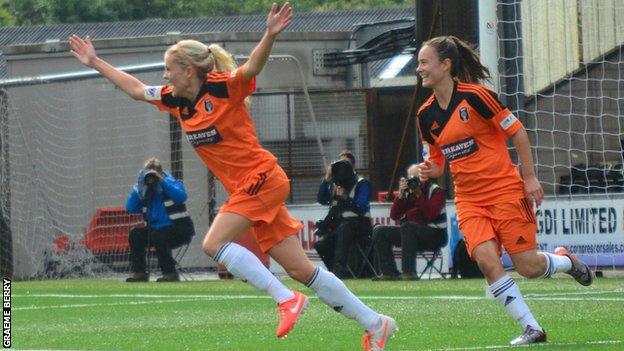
[493,0,624,269]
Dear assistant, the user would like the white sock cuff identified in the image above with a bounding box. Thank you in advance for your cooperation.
[539,252,553,278]
[213,242,234,263]
[306,267,322,288]
[541,251,573,276]
[488,275,515,298]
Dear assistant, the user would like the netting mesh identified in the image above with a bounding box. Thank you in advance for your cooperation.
[498,0,624,197]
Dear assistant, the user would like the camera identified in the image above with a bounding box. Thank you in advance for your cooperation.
[330,159,356,191]
[406,176,420,189]
[313,205,341,236]
[313,218,331,237]
[143,169,160,186]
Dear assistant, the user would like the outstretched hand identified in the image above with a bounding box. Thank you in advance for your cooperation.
[69,35,97,67]
[266,2,292,37]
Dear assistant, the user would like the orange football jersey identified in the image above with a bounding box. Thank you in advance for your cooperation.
[417,81,525,205]
[145,67,277,194]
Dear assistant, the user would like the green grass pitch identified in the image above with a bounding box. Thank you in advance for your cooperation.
[10,277,624,350]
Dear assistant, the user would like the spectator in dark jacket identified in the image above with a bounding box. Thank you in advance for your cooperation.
[314,150,372,278]
[125,157,195,282]
[372,164,447,280]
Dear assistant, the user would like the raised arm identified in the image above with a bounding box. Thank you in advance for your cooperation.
[69,35,147,101]
[241,2,292,80]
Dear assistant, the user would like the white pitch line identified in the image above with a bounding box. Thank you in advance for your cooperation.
[10,339,624,351]
[418,339,623,351]
[12,294,624,311]
[16,288,623,300]
[525,290,620,297]
[13,297,214,311]
[14,293,270,299]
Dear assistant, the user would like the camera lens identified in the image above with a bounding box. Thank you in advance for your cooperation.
[407,176,419,189]
[144,171,158,185]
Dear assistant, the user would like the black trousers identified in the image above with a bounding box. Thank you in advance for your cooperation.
[372,222,447,275]
[314,218,371,278]
[128,222,193,274]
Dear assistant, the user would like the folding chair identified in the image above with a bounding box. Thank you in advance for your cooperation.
[346,235,380,279]
[173,242,193,281]
[416,249,445,280]
[146,238,193,281]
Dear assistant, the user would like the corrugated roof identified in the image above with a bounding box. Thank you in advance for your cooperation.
[0,8,415,47]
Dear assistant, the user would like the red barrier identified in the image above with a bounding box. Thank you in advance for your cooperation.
[377,191,399,202]
[83,207,144,254]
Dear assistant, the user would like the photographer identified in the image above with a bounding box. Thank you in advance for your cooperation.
[372,164,447,280]
[125,157,195,282]
[314,151,372,278]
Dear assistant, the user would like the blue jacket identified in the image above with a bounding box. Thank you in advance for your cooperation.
[317,175,371,216]
[125,171,188,230]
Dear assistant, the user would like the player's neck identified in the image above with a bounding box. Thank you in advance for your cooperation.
[182,79,203,101]
[433,77,455,110]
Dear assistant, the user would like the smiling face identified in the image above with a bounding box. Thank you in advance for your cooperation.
[163,52,192,98]
[416,45,451,89]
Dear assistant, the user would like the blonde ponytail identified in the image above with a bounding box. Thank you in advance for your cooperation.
[207,44,237,73]
[165,40,237,80]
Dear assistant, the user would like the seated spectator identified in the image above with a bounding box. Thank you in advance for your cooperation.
[314,150,372,278]
[372,164,447,280]
[125,157,195,282]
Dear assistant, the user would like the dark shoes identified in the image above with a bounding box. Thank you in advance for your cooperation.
[126,272,149,282]
[156,272,180,282]
[126,272,180,282]
[554,246,594,286]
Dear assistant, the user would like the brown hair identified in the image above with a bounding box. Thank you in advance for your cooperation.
[422,35,490,84]
[339,150,356,166]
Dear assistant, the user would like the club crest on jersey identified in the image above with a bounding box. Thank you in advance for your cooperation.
[204,99,214,113]
[459,107,469,122]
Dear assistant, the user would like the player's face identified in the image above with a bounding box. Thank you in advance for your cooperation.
[163,53,191,98]
[416,45,448,89]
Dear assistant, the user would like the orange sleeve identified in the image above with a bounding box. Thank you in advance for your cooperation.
[226,67,256,102]
[491,108,523,137]
[422,140,446,168]
[465,84,522,137]
[144,85,180,117]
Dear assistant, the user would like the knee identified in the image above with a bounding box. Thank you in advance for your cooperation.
[399,222,414,233]
[202,236,222,258]
[372,227,383,242]
[474,257,500,278]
